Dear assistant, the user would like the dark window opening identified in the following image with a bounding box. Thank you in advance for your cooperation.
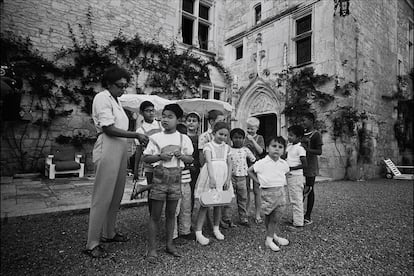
[198,23,209,50]
[199,4,209,20]
[255,4,261,24]
[214,91,221,100]
[236,45,243,60]
[182,17,193,45]
[182,0,194,14]
[202,89,209,99]
[296,15,311,35]
[296,36,311,65]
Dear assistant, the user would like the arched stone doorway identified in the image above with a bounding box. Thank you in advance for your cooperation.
[233,77,286,143]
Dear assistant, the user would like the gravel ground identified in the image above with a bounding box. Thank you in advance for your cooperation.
[1,179,413,276]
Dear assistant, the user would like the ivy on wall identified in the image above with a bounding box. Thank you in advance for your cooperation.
[0,8,231,174]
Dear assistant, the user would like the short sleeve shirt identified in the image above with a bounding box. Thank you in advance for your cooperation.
[230,147,256,176]
[253,156,289,188]
[286,142,307,176]
[302,130,323,177]
[92,90,129,163]
[143,131,194,168]
[92,90,129,133]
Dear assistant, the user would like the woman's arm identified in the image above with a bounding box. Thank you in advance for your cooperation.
[103,125,148,144]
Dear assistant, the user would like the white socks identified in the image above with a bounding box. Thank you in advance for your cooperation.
[195,231,209,245]
[213,226,225,240]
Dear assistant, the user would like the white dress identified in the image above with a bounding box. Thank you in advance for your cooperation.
[194,141,234,199]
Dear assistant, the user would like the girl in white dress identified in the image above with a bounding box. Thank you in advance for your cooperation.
[194,122,233,245]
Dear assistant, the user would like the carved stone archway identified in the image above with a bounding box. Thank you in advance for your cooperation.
[234,77,286,137]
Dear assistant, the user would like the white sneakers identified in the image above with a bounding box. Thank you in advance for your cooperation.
[274,235,289,246]
[265,235,289,252]
[195,231,210,245]
[265,239,280,252]
[213,230,225,240]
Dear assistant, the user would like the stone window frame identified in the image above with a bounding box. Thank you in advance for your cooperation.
[291,8,314,67]
[253,2,262,25]
[234,40,244,61]
[199,84,224,101]
[179,0,214,51]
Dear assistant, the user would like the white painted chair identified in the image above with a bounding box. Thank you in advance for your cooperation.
[45,150,85,179]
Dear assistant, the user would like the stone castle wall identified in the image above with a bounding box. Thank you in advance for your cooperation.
[224,0,412,179]
[0,0,179,175]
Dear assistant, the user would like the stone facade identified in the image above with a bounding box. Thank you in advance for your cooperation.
[1,0,413,179]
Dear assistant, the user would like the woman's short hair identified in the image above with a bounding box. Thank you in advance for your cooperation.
[246,117,260,127]
[101,65,131,88]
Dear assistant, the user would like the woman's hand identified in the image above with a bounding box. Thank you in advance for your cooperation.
[136,133,149,146]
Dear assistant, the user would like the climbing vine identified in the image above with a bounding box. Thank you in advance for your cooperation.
[279,67,334,127]
[0,8,231,174]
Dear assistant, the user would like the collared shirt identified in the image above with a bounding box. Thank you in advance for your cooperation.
[92,90,129,163]
[92,90,129,133]
[286,142,306,176]
[253,156,289,188]
[230,147,256,176]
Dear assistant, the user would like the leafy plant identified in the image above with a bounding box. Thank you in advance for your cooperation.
[281,67,333,125]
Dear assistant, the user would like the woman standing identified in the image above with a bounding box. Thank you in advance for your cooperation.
[84,65,148,258]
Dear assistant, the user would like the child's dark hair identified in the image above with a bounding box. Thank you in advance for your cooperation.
[213,121,230,133]
[208,109,224,122]
[267,136,286,148]
[288,125,304,138]
[177,123,187,134]
[163,103,184,119]
[139,101,154,113]
[303,112,315,122]
[230,128,245,139]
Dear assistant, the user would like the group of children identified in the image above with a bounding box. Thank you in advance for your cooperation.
[131,100,322,258]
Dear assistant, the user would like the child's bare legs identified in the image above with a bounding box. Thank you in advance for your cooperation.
[253,181,262,222]
[264,211,280,251]
[165,200,180,255]
[195,206,210,245]
[213,206,224,240]
[148,200,164,257]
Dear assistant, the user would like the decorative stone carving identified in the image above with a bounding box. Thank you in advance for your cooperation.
[248,93,275,114]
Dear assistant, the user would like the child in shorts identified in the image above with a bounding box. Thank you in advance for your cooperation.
[143,104,194,260]
[247,136,290,252]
